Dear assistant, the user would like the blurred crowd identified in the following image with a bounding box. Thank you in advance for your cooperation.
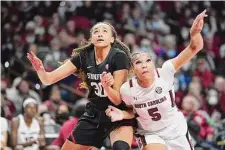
[1,1,225,150]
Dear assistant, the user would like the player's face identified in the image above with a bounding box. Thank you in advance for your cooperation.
[182,96,195,112]
[91,23,114,48]
[25,103,37,118]
[132,53,155,81]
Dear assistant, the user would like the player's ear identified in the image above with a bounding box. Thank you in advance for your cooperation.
[110,37,114,44]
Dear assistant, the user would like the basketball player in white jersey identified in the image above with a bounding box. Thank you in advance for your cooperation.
[11,98,46,150]
[105,10,207,150]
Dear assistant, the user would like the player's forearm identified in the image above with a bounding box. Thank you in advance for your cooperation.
[37,69,53,85]
[122,109,135,119]
[104,86,121,105]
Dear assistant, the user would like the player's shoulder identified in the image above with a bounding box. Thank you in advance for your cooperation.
[111,48,127,57]
[157,60,175,75]
[121,77,137,92]
[75,48,93,57]
[120,78,133,95]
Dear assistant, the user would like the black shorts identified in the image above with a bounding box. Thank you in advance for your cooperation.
[68,102,136,148]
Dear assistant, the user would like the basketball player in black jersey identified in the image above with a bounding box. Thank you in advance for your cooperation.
[27,22,135,150]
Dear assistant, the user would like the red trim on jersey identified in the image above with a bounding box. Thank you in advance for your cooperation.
[169,90,175,107]
[129,79,133,88]
[70,132,76,143]
[156,69,160,78]
[134,113,139,118]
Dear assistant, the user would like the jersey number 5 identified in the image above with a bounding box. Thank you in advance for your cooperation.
[148,107,161,121]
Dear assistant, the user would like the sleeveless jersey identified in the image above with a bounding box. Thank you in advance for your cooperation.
[17,114,40,150]
[120,61,186,134]
[70,48,129,110]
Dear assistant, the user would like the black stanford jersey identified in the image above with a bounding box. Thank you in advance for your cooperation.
[70,48,129,110]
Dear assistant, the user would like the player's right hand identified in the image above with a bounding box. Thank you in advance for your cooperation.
[105,105,124,122]
[101,71,114,88]
[27,51,44,71]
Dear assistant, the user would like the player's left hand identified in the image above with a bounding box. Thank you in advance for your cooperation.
[101,72,114,88]
[189,10,207,51]
[105,105,124,122]
[190,10,207,37]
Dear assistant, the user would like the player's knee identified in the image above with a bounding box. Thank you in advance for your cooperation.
[112,140,130,150]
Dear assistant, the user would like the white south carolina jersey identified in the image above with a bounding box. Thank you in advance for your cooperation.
[120,61,187,139]
[17,114,40,150]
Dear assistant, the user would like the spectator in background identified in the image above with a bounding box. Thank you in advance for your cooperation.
[43,85,67,120]
[123,33,139,53]
[76,1,95,20]
[58,20,77,48]
[44,38,67,71]
[0,108,11,150]
[38,104,56,125]
[188,77,206,110]
[193,58,215,89]
[1,90,16,120]
[125,5,146,36]
[25,21,36,44]
[182,94,214,141]
[216,43,225,75]
[46,102,86,150]
[55,104,70,125]
[139,38,157,61]
[163,35,178,59]
[6,77,41,115]
[11,98,46,150]
[205,87,223,123]
[213,76,225,118]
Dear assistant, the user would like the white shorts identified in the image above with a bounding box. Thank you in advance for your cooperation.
[135,131,194,150]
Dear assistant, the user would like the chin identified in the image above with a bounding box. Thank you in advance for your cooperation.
[94,43,109,48]
[142,74,151,80]
[139,76,149,82]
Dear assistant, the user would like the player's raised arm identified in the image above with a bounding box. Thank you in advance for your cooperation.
[27,51,77,85]
[171,10,208,71]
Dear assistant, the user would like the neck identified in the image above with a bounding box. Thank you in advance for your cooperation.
[24,114,33,126]
[137,77,155,88]
[94,45,111,64]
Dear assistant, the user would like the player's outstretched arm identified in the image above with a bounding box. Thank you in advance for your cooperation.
[171,10,207,71]
[27,52,77,85]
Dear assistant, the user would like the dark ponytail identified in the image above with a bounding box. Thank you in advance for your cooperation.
[113,39,131,66]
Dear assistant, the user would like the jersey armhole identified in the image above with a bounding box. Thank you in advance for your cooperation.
[128,79,135,108]
[156,68,160,78]
[129,78,139,118]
